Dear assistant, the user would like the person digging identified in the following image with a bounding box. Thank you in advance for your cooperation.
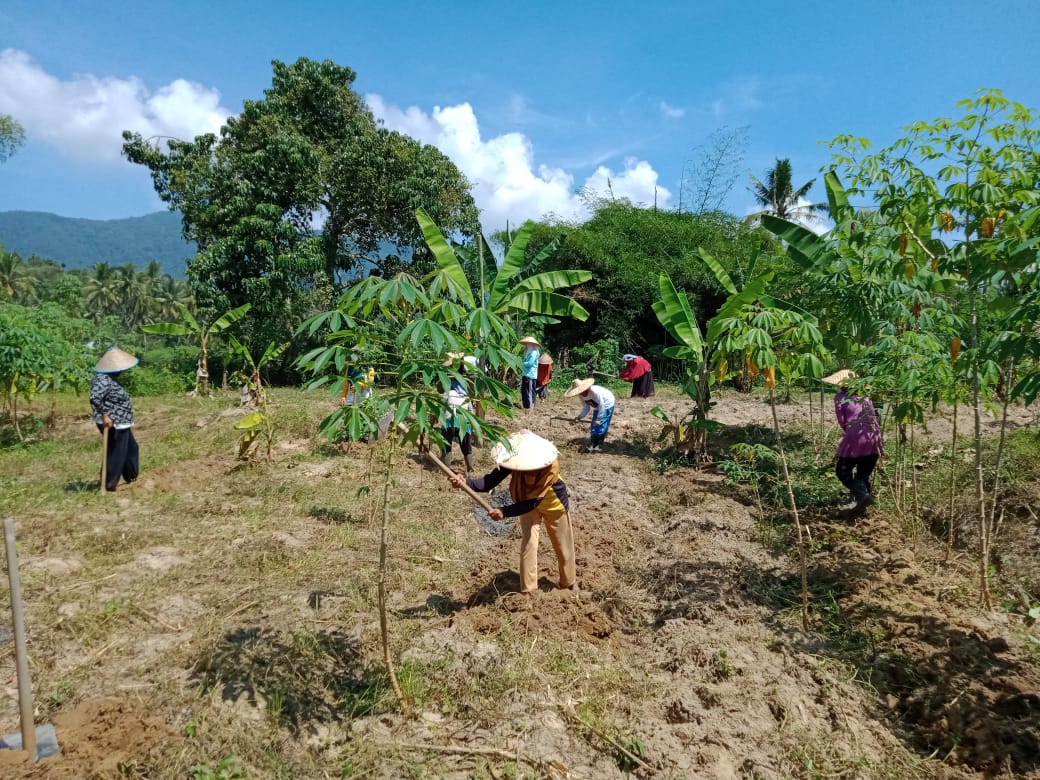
[446,429,577,595]
[440,352,477,473]
[824,369,884,518]
[564,377,615,453]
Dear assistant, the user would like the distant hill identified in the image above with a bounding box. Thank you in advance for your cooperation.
[0,210,196,277]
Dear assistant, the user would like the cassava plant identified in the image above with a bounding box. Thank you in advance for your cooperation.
[297,267,521,710]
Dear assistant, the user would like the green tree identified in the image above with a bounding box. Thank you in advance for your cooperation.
[82,263,121,322]
[0,114,25,165]
[419,208,589,328]
[141,303,251,395]
[297,272,520,709]
[0,247,36,304]
[749,158,826,222]
[820,90,1040,606]
[123,57,478,357]
[529,201,777,368]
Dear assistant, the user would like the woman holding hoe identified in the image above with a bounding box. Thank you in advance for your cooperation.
[447,429,577,595]
[90,346,140,493]
[564,377,615,452]
[824,369,884,517]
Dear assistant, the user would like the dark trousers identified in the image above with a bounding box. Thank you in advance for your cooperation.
[98,425,139,490]
[536,383,549,400]
[521,376,537,409]
[835,455,878,501]
[440,426,472,457]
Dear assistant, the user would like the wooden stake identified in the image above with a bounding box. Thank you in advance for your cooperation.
[100,425,109,495]
[4,518,37,761]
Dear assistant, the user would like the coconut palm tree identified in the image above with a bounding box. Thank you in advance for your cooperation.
[0,247,36,304]
[749,158,826,223]
[83,263,121,321]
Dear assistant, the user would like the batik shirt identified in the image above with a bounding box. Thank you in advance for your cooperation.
[90,373,134,428]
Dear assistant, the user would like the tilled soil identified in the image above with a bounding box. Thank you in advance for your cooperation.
[1,389,1038,778]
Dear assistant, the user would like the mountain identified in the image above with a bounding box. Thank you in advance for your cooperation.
[0,210,196,277]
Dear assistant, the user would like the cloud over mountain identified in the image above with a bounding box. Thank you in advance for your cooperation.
[0,49,228,163]
[366,94,670,229]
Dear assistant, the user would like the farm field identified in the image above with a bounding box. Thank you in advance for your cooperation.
[1,387,1038,779]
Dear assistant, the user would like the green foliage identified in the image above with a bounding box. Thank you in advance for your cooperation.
[0,113,26,164]
[124,57,478,363]
[191,756,242,780]
[230,337,289,463]
[419,207,590,326]
[527,202,782,366]
[0,302,93,439]
[142,303,251,395]
[297,270,521,452]
[556,337,620,385]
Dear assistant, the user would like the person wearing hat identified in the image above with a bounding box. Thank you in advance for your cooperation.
[441,353,477,472]
[447,429,576,594]
[518,336,540,409]
[536,353,554,400]
[564,378,615,452]
[619,354,654,398]
[90,346,140,492]
[824,369,884,516]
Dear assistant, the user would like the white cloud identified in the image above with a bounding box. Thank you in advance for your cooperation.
[0,48,229,163]
[659,101,685,119]
[709,76,763,118]
[367,93,671,229]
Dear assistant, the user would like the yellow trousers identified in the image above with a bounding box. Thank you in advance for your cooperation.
[519,509,576,592]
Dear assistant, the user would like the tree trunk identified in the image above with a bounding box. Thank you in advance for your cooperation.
[769,387,809,630]
[969,290,991,608]
[945,398,958,561]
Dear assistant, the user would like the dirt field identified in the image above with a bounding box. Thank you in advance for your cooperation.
[0,388,1038,778]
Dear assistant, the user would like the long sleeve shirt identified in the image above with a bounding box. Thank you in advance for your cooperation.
[466,466,570,518]
[90,373,134,427]
[620,356,650,381]
[522,349,539,379]
[834,389,883,458]
[577,385,615,421]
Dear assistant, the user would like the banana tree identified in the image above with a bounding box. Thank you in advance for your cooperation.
[418,207,591,325]
[229,336,289,463]
[650,273,720,464]
[141,303,251,395]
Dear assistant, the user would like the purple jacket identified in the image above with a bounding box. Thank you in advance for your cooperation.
[834,389,883,458]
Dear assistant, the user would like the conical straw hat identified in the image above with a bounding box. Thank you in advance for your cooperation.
[538,353,554,365]
[821,369,857,386]
[519,336,540,347]
[492,430,559,471]
[563,378,595,397]
[95,346,139,374]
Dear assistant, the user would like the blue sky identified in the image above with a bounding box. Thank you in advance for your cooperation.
[1,0,1038,231]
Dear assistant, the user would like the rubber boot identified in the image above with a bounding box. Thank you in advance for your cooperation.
[464,453,475,473]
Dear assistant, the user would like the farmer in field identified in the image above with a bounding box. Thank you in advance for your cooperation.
[536,353,554,400]
[447,429,577,594]
[620,353,655,398]
[519,336,540,409]
[564,378,615,452]
[90,346,140,492]
[441,353,477,473]
[824,369,884,517]
[341,363,375,406]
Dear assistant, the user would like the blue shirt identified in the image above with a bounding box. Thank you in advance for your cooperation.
[522,349,539,380]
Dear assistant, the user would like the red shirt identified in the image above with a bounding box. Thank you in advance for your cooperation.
[620,356,650,381]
